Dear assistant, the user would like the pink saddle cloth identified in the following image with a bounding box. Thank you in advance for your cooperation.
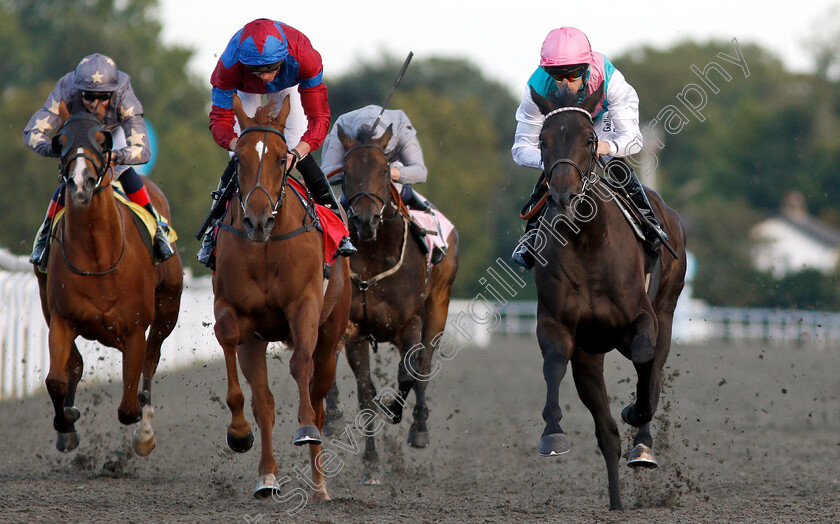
[408,207,454,267]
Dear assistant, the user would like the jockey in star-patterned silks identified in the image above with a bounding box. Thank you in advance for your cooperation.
[23,53,173,268]
[197,18,355,270]
[510,27,667,270]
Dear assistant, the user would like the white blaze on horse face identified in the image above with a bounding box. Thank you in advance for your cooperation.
[71,147,88,187]
[254,140,265,161]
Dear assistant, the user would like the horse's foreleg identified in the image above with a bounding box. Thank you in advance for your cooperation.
[627,310,675,469]
[323,381,344,437]
[289,302,321,439]
[46,318,80,452]
[621,311,658,428]
[571,352,624,511]
[237,339,276,492]
[215,311,253,453]
[142,279,181,395]
[389,316,423,427]
[118,330,146,426]
[345,336,380,484]
[65,342,84,409]
[536,318,574,456]
[307,321,341,502]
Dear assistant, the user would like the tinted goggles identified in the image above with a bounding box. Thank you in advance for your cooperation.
[544,64,589,83]
[81,91,111,102]
[244,60,284,74]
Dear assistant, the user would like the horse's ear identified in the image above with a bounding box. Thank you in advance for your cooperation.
[232,94,253,129]
[337,125,358,151]
[58,100,71,125]
[51,134,64,158]
[530,85,555,116]
[275,95,291,131]
[372,123,393,149]
[582,82,605,115]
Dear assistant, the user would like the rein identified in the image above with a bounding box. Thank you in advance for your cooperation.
[53,197,128,276]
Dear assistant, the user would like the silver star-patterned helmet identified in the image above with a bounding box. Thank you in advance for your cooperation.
[73,53,119,92]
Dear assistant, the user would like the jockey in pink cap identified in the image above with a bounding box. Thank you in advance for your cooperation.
[511,27,667,269]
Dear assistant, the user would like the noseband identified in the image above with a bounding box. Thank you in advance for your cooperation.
[236,125,288,215]
[543,106,598,194]
[342,143,393,224]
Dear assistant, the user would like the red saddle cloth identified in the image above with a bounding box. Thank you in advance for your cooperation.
[287,178,348,262]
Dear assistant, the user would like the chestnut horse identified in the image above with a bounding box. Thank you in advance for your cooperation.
[35,105,183,456]
[323,124,459,484]
[212,96,351,500]
[527,84,686,510]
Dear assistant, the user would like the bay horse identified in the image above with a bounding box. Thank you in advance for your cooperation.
[528,84,686,510]
[323,124,459,484]
[35,103,183,456]
[212,95,351,500]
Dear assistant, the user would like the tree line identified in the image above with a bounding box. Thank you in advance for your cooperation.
[1,0,839,307]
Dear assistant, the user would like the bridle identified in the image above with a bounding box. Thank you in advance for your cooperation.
[54,113,113,195]
[52,114,126,276]
[341,144,394,226]
[217,125,318,242]
[235,125,288,215]
[542,106,599,194]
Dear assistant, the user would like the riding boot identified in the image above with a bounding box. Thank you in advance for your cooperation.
[607,158,668,254]
[197,159,237,270]
[400,185,431,212]
[297,154,357,257]
[511,174,548,270]
[142,203,174,263]
[29,215,53,270]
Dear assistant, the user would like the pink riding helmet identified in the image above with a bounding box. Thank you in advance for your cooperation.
[540,27,592,66]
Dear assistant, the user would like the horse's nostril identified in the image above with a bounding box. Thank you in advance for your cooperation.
[265,217,275,232]
[243,217,254,231]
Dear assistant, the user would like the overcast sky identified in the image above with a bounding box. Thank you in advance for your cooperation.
[159,0,837,95]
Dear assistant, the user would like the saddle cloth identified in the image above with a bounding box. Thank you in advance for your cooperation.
[51,183,178,263]
[408,206,454,268]
[287,177,348,262]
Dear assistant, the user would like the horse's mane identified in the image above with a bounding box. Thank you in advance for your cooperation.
[545,86,583,108]
[354,124,376,144]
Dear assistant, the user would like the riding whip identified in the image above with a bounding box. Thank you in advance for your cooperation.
[370,51,414,134]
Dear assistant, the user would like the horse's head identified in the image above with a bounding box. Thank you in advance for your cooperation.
[338,123,394,243]
[531,83,604,207]
[51,101,113,206]
[231,94,291,242]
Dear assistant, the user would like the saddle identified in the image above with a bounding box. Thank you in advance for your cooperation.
[388,181,449,266]
[49,185,178,268]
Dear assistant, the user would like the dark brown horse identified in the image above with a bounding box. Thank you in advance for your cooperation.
[35,103,183,456]
[528,85,686,510]
[212,95,351,500]
[323,124,459,484]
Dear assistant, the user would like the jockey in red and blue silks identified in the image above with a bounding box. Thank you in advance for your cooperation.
[510,26,667,270]
[198,18,355,270]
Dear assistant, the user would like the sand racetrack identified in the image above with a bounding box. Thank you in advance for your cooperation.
[1,334,838,523]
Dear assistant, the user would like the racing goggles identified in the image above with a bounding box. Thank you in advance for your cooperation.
[81,91,112,102]
[544,64,589,83]
[244,60,284,74]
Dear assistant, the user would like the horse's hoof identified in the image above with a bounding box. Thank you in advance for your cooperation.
[227,430,255,453]
[253,473,277,499]
[627,443,659,469]
[407,430,429,448]
[132,435,156,457]
[132,405,156,456]
[538,433,571,457]
[361,472,381,485]
[56,431,79,452]
[293,425,321,446]
[312,488,331,502]
[64,406,81,424]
